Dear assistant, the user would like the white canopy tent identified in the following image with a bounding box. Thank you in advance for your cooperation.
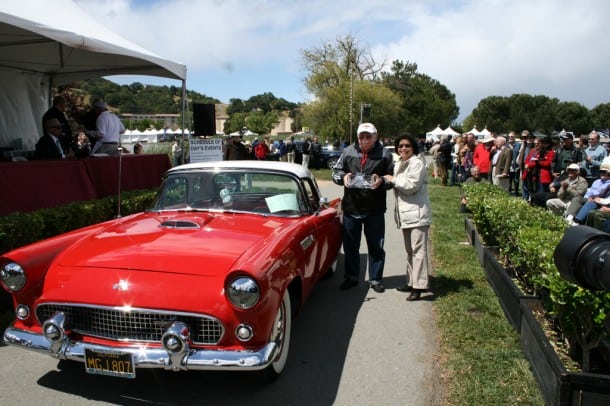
[0,0,187,150]
[425,125,444,142]
[479,127,492,137]
[466,127,483,137]
[443,126,460,137]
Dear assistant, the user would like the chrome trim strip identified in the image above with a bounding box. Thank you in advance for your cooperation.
[3,327,278,371]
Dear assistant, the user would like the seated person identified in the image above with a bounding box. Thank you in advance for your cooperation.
[584,202,610,230]
[545,163,588,217]
[460,165,488,213]
[35,118,66,160]
[570,163,610,225]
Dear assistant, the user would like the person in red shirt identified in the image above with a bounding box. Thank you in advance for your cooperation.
[522,134,555,198]
[473,136,494,180]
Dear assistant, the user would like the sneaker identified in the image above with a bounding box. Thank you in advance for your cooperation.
[370,283,385,293]
[339,279,358,290]
[565,215,578,226]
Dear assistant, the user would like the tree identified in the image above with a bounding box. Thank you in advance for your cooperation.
[381,60,459,136]
[554,101,592,135]
[300,34,402,141]
[246,110,280,135]
[591,103,610,131]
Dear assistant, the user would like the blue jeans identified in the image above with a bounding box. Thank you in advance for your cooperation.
[342,212,386,283]
[575,200,599,224]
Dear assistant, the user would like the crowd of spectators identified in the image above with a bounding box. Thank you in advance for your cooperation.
[447,128,610,233]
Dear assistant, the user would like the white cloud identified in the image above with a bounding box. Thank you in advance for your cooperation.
[75,0,610,122]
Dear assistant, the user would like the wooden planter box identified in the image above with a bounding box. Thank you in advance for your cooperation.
[464,215,476,245]
[483,247,537,332]
[520,299,610,405]
[465,217,496,270]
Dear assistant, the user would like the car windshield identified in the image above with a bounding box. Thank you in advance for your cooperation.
[150,170,310,216]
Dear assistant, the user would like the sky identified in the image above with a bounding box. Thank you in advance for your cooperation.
[74,0,610,123]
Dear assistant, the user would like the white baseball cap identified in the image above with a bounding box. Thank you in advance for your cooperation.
[357,123,377,135]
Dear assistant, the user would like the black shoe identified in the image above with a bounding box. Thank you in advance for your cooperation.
[406,289,422,301]
[396,285,413,292]
[370,283,385,293]
[339,279,358,290]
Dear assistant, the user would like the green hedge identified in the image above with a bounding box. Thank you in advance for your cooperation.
[0,189,157,254]
[464,182,610,372]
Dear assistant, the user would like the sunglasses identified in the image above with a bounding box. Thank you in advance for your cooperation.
[398,143,412,149]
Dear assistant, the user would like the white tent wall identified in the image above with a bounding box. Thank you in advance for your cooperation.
[0,69,48,150]
[0,0,187,151]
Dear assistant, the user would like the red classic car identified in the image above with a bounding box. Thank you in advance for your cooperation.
[1,161,342,380]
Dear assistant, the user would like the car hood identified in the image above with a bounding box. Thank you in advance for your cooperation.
[55,212,289,276]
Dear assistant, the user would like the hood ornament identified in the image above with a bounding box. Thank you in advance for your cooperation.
[112,279,130,291]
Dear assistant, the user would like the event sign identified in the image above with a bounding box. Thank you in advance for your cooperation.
[189,138,223,162]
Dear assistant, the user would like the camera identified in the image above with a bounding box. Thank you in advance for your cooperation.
[554,225,610,291]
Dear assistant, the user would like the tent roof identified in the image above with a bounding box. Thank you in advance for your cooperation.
[426,125,444,136]
[443,126,460,136]
[0,1,186,84]
[467,126,482,136]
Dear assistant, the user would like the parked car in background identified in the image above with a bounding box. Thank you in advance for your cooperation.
[294,140,342,169]
[1,161,343,381]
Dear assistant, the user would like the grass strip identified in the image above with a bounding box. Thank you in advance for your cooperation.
[429,179,543,405]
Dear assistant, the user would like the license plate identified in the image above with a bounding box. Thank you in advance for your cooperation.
[84,348,135,379]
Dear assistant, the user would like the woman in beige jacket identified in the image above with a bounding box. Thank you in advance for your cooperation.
[384,133,433,301]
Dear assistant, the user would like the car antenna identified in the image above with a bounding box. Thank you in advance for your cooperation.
[116,146,123,218]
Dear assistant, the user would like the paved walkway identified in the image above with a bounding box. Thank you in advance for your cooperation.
[314,180,443,405]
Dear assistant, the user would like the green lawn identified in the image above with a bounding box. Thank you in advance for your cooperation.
[428,177,543,405]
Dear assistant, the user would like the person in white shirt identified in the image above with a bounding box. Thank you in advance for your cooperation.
[87,100,125,156]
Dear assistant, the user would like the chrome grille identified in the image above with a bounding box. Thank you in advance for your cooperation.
[36,304,223,345]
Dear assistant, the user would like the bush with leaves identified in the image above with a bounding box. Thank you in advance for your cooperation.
[0,189,157,254]
[463,182,610,372]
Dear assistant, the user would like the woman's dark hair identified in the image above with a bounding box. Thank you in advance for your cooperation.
[394,133,420,155]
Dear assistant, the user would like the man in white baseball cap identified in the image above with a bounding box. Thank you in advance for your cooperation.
[332,122,395,293]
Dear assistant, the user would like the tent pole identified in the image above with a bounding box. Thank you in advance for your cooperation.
[181,79,187,165]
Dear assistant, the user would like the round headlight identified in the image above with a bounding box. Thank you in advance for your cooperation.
[227,276,260,309]
[1,262,26,291]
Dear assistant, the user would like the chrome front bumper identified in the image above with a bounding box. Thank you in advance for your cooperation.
[3,326,278,371]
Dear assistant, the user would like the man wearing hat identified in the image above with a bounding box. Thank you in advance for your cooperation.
[35,118,67,160]
[42,95,72,155]
[86,100,125,156]
[223,134,248,160]
[332,122,394,292]
[552,132,583,178]
[546,163,588,217]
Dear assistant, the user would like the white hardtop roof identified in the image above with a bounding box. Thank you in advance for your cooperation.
[167,160,314,179]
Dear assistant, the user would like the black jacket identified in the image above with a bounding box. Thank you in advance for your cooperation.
[332,141,394,214]
[35,134,63,160]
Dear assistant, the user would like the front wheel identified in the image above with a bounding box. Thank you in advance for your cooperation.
[259,290,291,382]
[327,157,338,169]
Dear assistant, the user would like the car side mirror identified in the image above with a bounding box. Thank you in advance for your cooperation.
[319,197,329,208]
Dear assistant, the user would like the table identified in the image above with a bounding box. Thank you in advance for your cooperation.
[0,154,170,216]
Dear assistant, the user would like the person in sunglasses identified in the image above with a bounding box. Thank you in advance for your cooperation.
[383,133,432,301]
